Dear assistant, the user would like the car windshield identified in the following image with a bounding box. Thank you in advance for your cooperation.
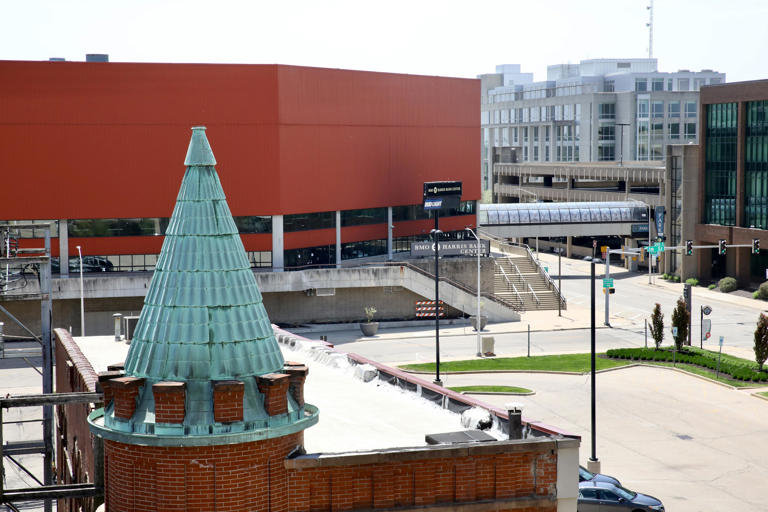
[579,466,594,480]
[614,485,637,500]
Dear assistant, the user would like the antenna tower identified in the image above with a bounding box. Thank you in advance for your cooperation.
[646,0,654,59]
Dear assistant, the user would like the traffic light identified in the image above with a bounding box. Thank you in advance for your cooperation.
[683,285,690,299]
[686,240,693,256]
[609,287,615,294]
[718,239,727,255]
[753,238,760,254]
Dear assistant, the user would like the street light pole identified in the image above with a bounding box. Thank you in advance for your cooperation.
[431,218,443,386]
[76,245,84,336]
[558,237,562,317]
[466,227,483,357]
[589,260,600,472]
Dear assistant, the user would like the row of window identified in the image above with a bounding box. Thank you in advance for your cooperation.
[486,84,597,104]
[283,230,473,268]
[637,100,697,119]
[482,104,582,125]
[704,102,738,226]
[481,206,640,225]
[49,251,273,273]
[4,204,476,240]
[635,76,720,92]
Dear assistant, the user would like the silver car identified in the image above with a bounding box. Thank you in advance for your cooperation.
[578,481,664,511]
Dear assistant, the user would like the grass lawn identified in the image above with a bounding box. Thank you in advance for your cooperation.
[758,391,768,398]
[400,354,631,373]
[449,385,533,394]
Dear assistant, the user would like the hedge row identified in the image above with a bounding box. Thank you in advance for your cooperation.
[606,347,768,382]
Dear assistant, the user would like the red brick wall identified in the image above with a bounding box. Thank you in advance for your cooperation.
[153,381,186,424]
[212,380,245,422]
[285,446,558,512]
[54,328,100,512]
[103,433,303,512]
[103,435,557,512]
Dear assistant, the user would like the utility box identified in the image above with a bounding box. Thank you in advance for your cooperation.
[481,336,495,355]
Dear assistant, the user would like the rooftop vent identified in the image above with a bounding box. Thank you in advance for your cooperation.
[86,54,109,62]
[48,58,65,62]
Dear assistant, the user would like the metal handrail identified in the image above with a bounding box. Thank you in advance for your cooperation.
[494,260,523,308]
[527,282,540,305]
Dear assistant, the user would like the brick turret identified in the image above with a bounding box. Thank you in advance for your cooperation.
[88,127,318,511]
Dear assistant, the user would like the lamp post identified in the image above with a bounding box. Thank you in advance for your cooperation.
[431,226,443,386]
[76,245,84,336]
[465,227,483,357]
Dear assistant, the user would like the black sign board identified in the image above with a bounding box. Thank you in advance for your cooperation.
[423,181,462,212]
[411,240,490,258]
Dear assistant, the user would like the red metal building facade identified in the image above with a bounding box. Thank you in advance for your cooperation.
[0,61,479,267]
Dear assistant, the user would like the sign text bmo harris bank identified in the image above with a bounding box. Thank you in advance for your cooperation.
[411,240,490,257]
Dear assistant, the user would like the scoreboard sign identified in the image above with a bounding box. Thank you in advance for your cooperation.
[423,181,462,211]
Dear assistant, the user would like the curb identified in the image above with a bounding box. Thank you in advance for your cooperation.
[752,391,768,402]
[458,390,536,396]
[402,369,583,376]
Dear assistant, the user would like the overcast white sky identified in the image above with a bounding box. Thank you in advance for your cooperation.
[1,0,766,83]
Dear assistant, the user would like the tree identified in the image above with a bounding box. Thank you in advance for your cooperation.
[754,313,768,371]
[671,297,689,351]
[649,303,664,350]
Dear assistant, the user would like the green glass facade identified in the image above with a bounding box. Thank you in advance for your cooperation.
[746,100,768,229]
[704,102,737,225]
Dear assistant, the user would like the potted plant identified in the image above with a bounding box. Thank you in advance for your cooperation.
[470,301,487,331]
[360,306,379,336]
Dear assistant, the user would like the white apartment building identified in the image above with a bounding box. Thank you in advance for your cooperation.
[479,59,725,193]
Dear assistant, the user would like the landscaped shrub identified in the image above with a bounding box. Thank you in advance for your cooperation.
[719,277,738,293]
[685,278,699,287]
[672,275,681,282]
[708,284,717,290]
[758,281,768,300]
[754,291,761,299]
[605,347,768,382]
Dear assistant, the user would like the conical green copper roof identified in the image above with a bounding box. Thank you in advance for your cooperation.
[124,127,284,381]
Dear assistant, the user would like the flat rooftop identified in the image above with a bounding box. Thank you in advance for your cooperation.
[74,333,506,453]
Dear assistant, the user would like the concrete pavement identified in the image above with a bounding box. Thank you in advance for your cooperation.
[441,366,768,512]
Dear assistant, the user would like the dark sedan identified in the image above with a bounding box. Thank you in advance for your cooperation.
[579,465,620,486]
[578,481,664,511]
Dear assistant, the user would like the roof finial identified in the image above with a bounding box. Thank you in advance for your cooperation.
[184,126,217,166]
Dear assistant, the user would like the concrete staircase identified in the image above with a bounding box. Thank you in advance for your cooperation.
[489,245,566,312]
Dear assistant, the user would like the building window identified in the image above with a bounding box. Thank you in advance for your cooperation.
[637,100,649,118]
[341,208,387,227]
[598,103,616,119]
[481,111,490,125]
[598,125,615,141]
[705,102,738,226]
[532,127,539,143]
[635,78,648,92]
[598,145,615,161]
[652,78,664,91]
[502,127,509,146]
[667,79,674,91]
[605,80,615,92]
[284,212,335,232]
[533,146,539,161]
[685,123,697,139]
[0,220,60,239]
[668,123,680,139]
[668,101,680,118]
[651,101,664,118]
[678,78,690,91]
[745,100,768,229]
[501,109,509,123]
[685,101,698,117]
[523,127,529,143]
[545,126,550,142]
[545,145,550,161]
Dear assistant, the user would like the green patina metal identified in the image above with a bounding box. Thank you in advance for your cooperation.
[89,127,317,443]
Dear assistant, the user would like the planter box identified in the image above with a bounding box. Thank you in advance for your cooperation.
[359,322,379,336]
[470,315,488,332]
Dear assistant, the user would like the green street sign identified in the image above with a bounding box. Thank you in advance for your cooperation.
[602,278,614,288]
[658,242,665,252]
[646,246,658,255]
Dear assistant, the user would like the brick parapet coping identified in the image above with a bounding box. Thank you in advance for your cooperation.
[285,436,578,469]
[271,325,579,439]
[54,328,99,393]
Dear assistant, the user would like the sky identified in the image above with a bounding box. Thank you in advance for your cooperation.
[1,0,766,83]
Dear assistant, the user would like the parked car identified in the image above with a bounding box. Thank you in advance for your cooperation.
[578,481,664,511]
[578,465,620,486]
[50,256,114,274]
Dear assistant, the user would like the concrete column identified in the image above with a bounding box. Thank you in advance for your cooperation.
[271,215,284,272]
[624,237,638,271]
[736,101,746,228]
[58,219,68,277]
[566,236,573,258]
[387,207,393,261]
[335,211,341,268]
